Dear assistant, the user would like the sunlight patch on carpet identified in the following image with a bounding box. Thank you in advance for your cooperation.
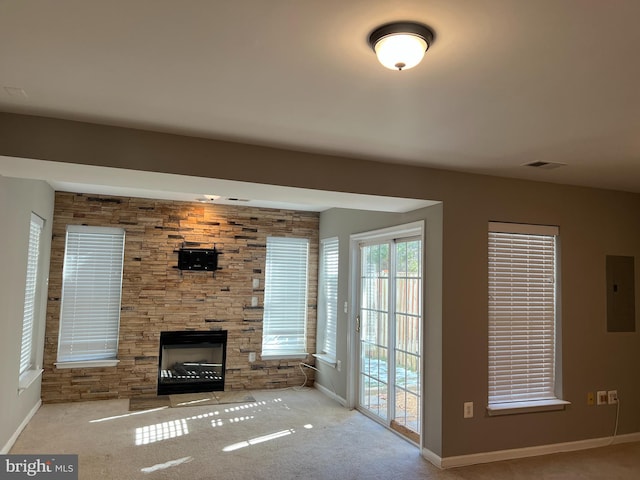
[91,406,169,423]
[222,428,296,452]
[140,456,193,473]
[135,419,189,445]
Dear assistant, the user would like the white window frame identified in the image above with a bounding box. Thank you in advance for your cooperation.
[261,236,309,359]
[487,222,569,415]
[19,213,45,390]
[56,225,125,369]
[316,237,339,365]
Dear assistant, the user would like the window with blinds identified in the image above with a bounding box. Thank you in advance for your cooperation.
[20,213,44,376]
[319,237,339,360]
[57,225,125,365]
[262,237,309,357]
[488,222,559,406]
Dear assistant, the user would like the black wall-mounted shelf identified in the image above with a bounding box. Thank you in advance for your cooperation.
[174,244,221,276]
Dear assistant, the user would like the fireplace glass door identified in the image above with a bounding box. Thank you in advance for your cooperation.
[158,330,227,395]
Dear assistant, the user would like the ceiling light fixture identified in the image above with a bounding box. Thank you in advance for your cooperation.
[196,194,221,203]
[368,22,435,71]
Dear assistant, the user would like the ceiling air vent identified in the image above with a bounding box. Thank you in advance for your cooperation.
[3,86,29,98]
[523,161,566,170]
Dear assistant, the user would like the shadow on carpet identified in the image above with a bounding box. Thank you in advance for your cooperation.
[129,391,255,411]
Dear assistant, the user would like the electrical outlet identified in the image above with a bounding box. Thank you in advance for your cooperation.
[587,392,595,406]
[248,352,256,362]
[463,402,473,418]
[608,390,618,404]
[597,390,608,405]
[336,360,342,372]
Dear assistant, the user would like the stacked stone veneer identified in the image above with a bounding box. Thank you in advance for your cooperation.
[42,192,318,402]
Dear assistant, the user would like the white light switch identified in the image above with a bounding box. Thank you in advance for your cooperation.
[344,301,348,313]
[252,278,260,289]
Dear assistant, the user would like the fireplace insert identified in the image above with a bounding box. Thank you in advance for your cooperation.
[157,330,227,395]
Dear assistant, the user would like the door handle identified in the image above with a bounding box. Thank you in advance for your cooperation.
[356,315,360,333]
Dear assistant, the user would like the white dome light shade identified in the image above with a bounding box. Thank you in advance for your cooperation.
[368,22,434,71]
[374,34,427,71]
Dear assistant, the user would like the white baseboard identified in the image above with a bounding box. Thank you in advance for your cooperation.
[1,400,42,454]
[314,382,347,407]
[423,432,640,469]
[422,447,444,468]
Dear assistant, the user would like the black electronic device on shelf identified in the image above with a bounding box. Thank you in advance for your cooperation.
[177,245,219,272]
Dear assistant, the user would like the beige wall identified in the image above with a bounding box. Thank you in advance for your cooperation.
[1,113,638,459]
[0,176,54,452]
[441,177,640,456]
[318,205,444,454]
[42,192,318,402]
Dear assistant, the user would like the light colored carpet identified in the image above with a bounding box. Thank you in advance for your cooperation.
[169,391,256,407]
[10,388,640,480]
[128,391,256,411]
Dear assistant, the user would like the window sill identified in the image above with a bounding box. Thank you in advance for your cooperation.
[18,368,44,394]
[55,359,120,369]
[487,399,571,416]
[261,353,308,361]
[312,353,337,368]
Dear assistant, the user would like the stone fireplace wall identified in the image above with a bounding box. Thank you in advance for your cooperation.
[42,192,318,402]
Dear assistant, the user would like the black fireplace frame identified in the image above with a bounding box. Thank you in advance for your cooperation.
[157,330,227,395]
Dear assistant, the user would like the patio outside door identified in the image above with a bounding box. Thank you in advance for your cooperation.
[357,235,422,443]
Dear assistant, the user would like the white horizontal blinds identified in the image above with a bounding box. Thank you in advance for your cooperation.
[20,214,44,375]
[262,237,309,356]
[488,222,559,405]
[320,238,339,358]
[58,226,125,363]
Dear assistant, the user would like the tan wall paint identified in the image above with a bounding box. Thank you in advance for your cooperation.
[0,177,54,452]
[1,113,639,458]
[0,112,451,198]
[42,192,318,402]
[319,205,444,455]
[441,177,640,456]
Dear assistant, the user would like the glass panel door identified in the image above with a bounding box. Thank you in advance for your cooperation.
[393,239,422,437]
[359,242,390,420]
[358,237,422,442]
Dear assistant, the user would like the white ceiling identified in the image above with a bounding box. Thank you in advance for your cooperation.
[1,0,640,195]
